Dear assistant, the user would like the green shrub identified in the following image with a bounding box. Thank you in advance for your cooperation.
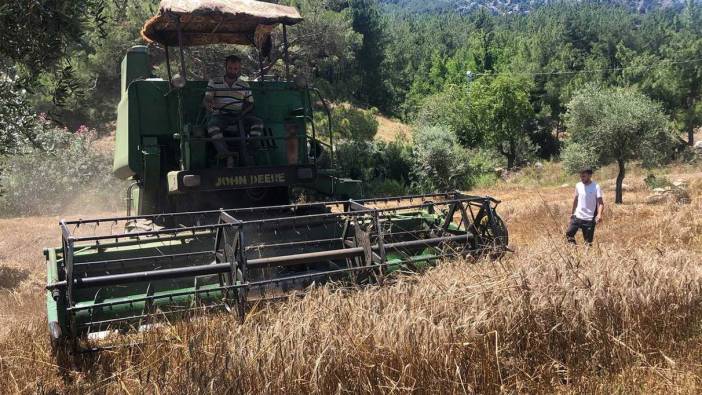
[334,141,376,181]
[410,125,473,192]
[466,148,502,184]
[334,127,501,196]
[414,85,481,146]
[319,105,379,142]
[371,139,412,182]
[366,179,408,197]
[644,174,673,190]
[0,120,125,216]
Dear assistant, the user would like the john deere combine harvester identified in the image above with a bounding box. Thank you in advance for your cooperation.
[44,0,508,351]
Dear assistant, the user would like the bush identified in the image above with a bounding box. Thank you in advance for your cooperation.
[0,119,125,216]
[0,80,48,156]
[371,139,412,182]
[319,105,379,142]
[644,174,673,190]
[334,127,500,196]
[414,85,480,146]
[335,138,413,183]
[366,179,408,197]
[334,141,376,181]
[410,125,473,192]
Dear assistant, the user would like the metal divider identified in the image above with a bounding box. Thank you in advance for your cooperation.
[215,210,248,321]
[343,200,377,282]
[59,220,76,342]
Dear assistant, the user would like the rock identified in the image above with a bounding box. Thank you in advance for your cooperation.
[694,140,702,150]
[603,180,631,191]
[560,183,570,188]
[494,167,504,177]
[646,194,670,204]
[534,161,544,169]
[672,179,688,188]
[646,185,691,205]
[667,187,691,204]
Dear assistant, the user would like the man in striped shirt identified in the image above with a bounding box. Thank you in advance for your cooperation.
[203,55,263,167]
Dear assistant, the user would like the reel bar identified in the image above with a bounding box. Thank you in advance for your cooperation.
[60,192,491,228]
[73,250,215,268]
[245,237,342,251]
[68,250,460,315]
[62,198,471,243]
[78,303,228,329]
[50,234,468,290]
[70,223,231,243]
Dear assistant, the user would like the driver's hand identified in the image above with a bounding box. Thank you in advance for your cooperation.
[203,98,214,111]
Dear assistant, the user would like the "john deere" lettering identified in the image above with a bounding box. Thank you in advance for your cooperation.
[215,173,286,187]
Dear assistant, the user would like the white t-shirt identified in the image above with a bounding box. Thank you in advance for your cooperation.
[574,181,602,221]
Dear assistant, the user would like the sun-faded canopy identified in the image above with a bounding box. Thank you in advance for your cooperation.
[141,0,303,47]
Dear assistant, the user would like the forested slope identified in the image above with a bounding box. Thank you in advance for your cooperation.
[1,0,702,212]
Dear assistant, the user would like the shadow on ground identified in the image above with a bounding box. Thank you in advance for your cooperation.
[0,267,30,290]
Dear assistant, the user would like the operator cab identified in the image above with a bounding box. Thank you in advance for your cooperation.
[114,1,360,215]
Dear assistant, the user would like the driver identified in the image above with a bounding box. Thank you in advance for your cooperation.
[203,55,263,167]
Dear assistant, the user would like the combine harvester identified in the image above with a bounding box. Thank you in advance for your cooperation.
[44,0,508,352]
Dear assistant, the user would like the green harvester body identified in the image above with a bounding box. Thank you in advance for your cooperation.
[115,46,361,216]
[44,0,508,352]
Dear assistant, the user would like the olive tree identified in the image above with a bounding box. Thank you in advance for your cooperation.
[563,86,675,204]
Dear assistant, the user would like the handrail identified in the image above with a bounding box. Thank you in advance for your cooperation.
[310,88,334,167]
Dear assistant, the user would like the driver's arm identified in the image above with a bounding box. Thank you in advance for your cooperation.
[240,87,254,114]
[203,80,216,110]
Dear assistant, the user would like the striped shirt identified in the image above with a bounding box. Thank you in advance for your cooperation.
[205,77,253,114]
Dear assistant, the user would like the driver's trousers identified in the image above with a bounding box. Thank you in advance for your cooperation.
[207,113,264,157]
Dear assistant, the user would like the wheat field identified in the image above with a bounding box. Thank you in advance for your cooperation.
[0,168,701,393]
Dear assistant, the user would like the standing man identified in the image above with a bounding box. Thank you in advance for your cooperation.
[566,167,604,245]
[203,55,263,167]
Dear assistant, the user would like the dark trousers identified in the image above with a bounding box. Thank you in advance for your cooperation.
[206,113,264,156]
[566,217,596,245]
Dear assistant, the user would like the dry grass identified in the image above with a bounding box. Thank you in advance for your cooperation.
[375,115,410,142]
[0,167,701,393]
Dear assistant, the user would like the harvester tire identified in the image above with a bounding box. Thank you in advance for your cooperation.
[474,211,509,258]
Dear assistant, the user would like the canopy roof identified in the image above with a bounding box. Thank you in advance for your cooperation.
[141,0,303,47]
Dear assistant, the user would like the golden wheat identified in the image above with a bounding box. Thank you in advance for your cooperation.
[0,172,701,394]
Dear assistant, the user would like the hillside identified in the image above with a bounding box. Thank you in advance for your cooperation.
[380,0,686,14]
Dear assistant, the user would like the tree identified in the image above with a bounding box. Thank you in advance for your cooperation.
[349,0,387,108]
[0,1,87,75]
[415,85,480,145]
[564,86,675,204]
[467,75,535,169]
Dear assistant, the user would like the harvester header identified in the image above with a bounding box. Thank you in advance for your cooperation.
[46,192,507,351]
